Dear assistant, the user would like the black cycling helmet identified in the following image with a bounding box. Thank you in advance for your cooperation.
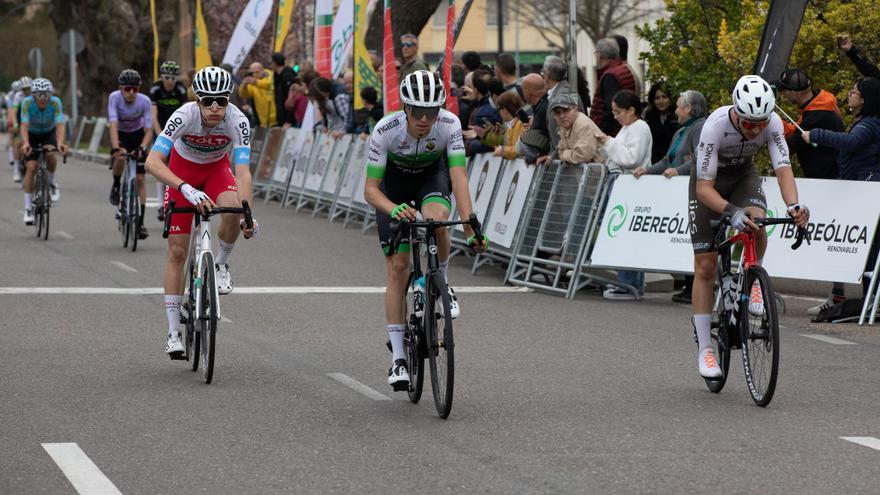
[159,60,180,76]
[118,69,142,86]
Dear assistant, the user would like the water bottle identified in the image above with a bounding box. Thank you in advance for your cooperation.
[412,275,426,317]
[721,272,737,312]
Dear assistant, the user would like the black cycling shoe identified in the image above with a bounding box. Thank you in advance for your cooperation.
[671,289,692,304]
[157,208,164,222]
[138,225,149,239]
[109,187,120,206]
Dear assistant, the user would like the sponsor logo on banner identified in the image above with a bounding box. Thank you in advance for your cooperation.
[475,160,489,201]
[604,202,690,242]
[504,171,519,215]
[606,204,627,238]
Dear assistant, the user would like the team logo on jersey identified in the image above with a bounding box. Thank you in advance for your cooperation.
[182,134,231,152]
[376,119,400,135]
[425,141,436,151]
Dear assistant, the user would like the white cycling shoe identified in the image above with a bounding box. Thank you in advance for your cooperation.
[388,359,410,391]
[165,332,184,356]
[12,165,22,183]
[698,348,723,379]
[23,209,33,225]
[749,281,765,317]
[50,182,60,203]
[447,286,460,319]
[215,264,233,295]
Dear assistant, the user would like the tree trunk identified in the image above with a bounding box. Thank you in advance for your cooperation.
[364,0,443,58]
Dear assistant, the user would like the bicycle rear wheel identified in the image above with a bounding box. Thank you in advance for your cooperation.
[425,272,454,418]
[41,173,50,240]
[198,252,218,384]
[405,279,425,404]
[740,266,779,407]
[129,178,139,252]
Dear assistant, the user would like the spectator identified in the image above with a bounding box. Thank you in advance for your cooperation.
[495,53,522,97]
[239,62,277,127]
[368,50,382,72]
[462,51,483,74]
[777,68,844,179]
[460,69,502,155]
[838,35,880,78]
[451,64,465,92]
[516,73,550,164]
[542,56,584,149]
[398,33,428,80]
[353,86,384,135]
[633,89,708,304]
[597,90,652,300]
[643,82,679,163]
[284,77,309,127]
[590,38,636,137]
[309,77,346,134]
[272,52,297,127]
[337,70,355,133]
[611,34,643,97]
[536,92,602,166]
[493,91,527,160]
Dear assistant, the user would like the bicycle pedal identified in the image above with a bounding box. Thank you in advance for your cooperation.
[168,351,186,361]
[391,380,410,392]
[386,339,392,352]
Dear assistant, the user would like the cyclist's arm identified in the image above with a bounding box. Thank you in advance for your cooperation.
[19,121,29,149]
[109,120,120,151]
[150,105,161,135]
[140,127,154,150]
[144,149,185,190]
[446,119,476,235]
[229,113,254,206]
[53,98,66,150]
[774,165,799,207]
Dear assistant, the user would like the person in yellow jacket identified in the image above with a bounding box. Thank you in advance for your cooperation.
[493,91,527,160]
[239,62,277,127]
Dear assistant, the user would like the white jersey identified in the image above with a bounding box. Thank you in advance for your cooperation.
[695,105,791,181]
[151,102,251,166]
[366,109,466,180]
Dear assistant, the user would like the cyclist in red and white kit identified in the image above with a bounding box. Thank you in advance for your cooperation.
[145,66,260,356]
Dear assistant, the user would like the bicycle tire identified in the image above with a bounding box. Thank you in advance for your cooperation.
[425,272,454,419]
[405,277,425,404]
[130,178,139,252]
[704,272,731,393]
[120,183,130,248]
[199,252,218,384]
[740,266,779,407]
[184,260,200,371]
[34,171,44,238]
[41,172,50,240]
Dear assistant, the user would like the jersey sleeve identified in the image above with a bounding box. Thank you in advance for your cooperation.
[366,132,387,179]
[445,115,467,169]
[149,85,160,105]
[695,121,720,180]
[228,108,251,166]
[107,92,119,123]
[19,98,30,124]
[151,106,187,157]
[51,97,64,125]
[140,96,153,129]
[766,114,792,171]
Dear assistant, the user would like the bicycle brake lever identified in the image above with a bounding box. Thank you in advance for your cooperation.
[791,226,810,250]
[162,200,175,239]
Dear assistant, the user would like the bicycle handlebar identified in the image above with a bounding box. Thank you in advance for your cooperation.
[31,145,67,164]
[162,200,253,239]
[388,213,482,255]
[711,215,810,250]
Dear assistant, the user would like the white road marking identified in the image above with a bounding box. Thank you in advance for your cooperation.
[801,334,858,346]
[42,443,123,495]
[327,373,391,401]
[110,261,138,273]
[0,286,532,295]
[841,437,880,451]
[779,293,828,304]
[57,231,74,240]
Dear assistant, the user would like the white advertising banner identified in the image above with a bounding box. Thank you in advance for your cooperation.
[305,134,337,192]
[322,134,354,194]
[221,0,274,73]
[353,154,369,206]
[486,159,536,249]
[289,131,317,190]
[337,138,368,204]
[590,175,880,282]
[330,0,355,79]
[456,154,502,232]
[270,127,300,184]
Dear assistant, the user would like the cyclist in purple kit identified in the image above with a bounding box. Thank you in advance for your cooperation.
[108,69,154,239]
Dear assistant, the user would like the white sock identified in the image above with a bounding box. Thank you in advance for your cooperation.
[215,240,234,265]
[24,193,32,210]
[694,314,712,352]
[156,182,166,201]
[388,324,406,363]
[439,261,449,282]
[165,295,182,335]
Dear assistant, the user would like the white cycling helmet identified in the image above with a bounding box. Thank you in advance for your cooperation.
[192,66,233,97]
[11,80,20,92]
[32,78,53,93]
[399,70,446,108]
[732,75,775,121]
[19,77,32,90]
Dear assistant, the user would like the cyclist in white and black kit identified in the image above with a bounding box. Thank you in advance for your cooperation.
[364,70,487,390]
[690,75,810,379]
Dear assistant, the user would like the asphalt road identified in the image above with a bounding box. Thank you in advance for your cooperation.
[2,137,880,494]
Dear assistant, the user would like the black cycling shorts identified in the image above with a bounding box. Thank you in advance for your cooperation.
[25,131,57,161]
[688,167,767,254]
[119,129,146,173]
[376,171,453,256]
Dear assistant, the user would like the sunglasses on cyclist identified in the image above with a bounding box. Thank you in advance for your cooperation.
[740,118,769,131]
[34,91,51,100]
[161,75,176,81]
[406,105,440,121]
[122,86,139,93]
[198,96,230,108]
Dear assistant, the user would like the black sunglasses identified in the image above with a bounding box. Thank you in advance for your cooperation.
[198,96,229,108]
[407,105,440,120]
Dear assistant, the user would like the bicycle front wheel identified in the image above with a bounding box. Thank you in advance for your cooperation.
[405,280,425,404]
[740,266,780,407]
[198,252,218,384]
[34,173,45,238]
[130,179,140,252]
[120,184,130,248]
[42,173,50,240]
[425,272,454,418]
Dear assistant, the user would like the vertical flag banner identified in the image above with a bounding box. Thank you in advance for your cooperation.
[150,0,160,80]
[195,0,213,70]
[353,0,379,110]
[443,0,458,115]
[315,0,334,78]
[274,0,296,53]
[222,0,274,73]
[330,0,355,79]
[753,0,810,80]
[382,0,400,112]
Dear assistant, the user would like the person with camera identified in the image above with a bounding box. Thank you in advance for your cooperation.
[492,91,528,160]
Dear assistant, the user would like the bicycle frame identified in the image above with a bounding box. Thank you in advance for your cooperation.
[186,216,218,321]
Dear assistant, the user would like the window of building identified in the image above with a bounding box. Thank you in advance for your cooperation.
[432,3,446,29]
[486,0,509,27]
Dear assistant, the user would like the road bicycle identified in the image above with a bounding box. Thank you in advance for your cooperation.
[117,150,143,251]
[163,200,253,384]
[388,213,483,419]
[697,215,809,407]
[32,145,65,241]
